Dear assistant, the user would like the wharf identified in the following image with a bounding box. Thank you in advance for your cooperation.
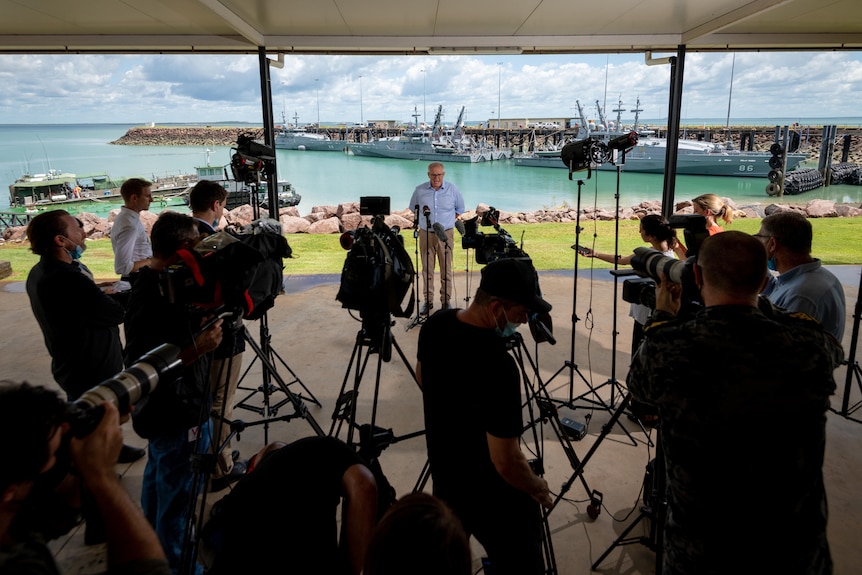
[111,125,862,163]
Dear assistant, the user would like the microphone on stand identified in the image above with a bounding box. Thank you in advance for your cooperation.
[454,219,465,235]
[413,204,420,230]
[422,205,431,227]
[432,222,449,247]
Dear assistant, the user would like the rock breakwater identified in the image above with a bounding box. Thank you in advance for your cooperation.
[111,126,263,146]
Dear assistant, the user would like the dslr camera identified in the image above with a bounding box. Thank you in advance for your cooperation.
[622,214,709,315]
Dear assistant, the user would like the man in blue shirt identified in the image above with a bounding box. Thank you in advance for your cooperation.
[757,211,846,341]
[408,162,465,314]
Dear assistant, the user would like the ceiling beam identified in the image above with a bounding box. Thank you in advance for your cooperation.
[197,0,265,46]
[682,0,795,44]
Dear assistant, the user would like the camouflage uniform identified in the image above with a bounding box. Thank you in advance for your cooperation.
[627,297,843,575]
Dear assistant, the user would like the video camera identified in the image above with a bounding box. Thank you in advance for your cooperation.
[230,133,276,184]
[336,197,415,323]
[461,206,528,264]
[65,343,182,438]
[622,214,709,316]
[160,219,291,321]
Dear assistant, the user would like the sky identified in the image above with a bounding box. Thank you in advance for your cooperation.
[1,51,861,126]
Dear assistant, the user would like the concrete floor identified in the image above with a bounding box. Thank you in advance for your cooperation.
[2,265,860,575]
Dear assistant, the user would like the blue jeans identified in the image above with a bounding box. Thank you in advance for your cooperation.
[142,421,211,575]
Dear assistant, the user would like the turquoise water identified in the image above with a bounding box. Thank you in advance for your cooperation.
[3,123,861,216]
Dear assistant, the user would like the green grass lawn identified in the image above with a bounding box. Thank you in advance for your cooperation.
[1,218,860,283]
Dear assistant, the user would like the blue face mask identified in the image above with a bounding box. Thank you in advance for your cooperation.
[67,245,84,260]
[495,308,519,338]
[767,256,777,271]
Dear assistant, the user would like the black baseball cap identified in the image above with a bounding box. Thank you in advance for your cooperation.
[480,258,552,314]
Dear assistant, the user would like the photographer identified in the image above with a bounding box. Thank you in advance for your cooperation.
[627,231,842,575]
[189,180,248,491]
[0,381,170,575]
[124,211,223,574]
[583,214,686,354]
[417,258,552,575]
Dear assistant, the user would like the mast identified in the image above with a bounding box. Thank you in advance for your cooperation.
[595,99,607,132]
[630,97,643,133]
[431,105,443,139]
[612,97,625,133]
[454,106,465,141]
[725,53,736,148]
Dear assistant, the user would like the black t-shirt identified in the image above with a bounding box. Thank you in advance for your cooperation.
[209,436,364,574]
[417,309,523,507]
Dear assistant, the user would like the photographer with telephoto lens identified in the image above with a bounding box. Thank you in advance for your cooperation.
[0,381,171,575]
[124,211,223,574]
[627,231,842,575]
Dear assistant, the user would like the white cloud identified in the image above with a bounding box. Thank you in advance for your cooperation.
[0,51,860,125]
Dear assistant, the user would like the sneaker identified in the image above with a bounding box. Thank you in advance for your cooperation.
[419,302,434,315]
[117,444,146,464]
[211,460,248,492]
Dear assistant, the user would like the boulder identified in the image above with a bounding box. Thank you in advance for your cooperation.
[805,199,838,218]
[280,215,311,234]
[308,216,342,234]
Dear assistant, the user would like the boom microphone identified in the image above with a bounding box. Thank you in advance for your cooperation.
[432,222,449,244]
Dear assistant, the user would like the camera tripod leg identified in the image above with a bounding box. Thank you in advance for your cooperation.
[233,320,323,442]
[592,425,665,573]
[330,319,423,454]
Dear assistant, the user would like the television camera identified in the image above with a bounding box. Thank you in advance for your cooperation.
[461,206,528,264]
[160,220,291,321]
[336,198,415,321]
[230,133,276,184]
[622,214,709,315]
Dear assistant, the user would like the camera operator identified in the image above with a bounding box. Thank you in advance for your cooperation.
[188,180,248,491]
[123,211,223,574]
[408,162,465,314]
[757,211,846,341]
[25,210,145,464]
[0,381,170,575]
[627,231,843,575]
[417,258,553,575]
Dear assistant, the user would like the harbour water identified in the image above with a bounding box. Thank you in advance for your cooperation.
[2,123,862,218]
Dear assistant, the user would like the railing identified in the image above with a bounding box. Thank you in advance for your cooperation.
[0,211,34,233]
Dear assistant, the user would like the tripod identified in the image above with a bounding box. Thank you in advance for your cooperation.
[833,268,862,423]
[592,410,665,572]
[329,311,424,457]
[232,181,323,443]
[543,178,636,444]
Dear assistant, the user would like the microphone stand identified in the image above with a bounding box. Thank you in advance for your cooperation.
[406,207,426,331]
[423,211,433,312]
